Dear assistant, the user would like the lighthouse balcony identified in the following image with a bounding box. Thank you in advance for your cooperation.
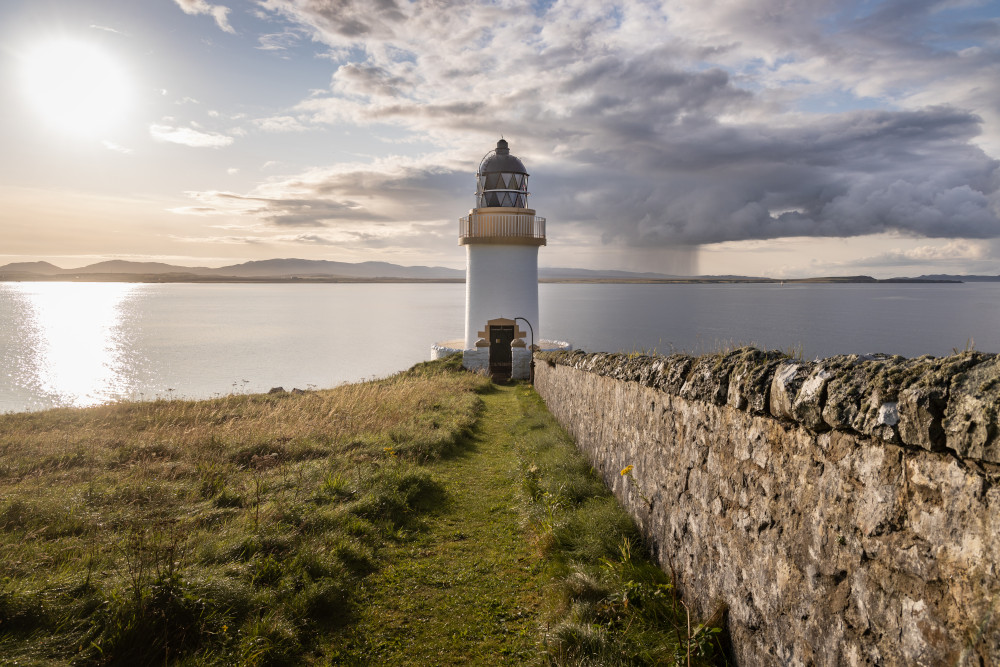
[459,208,546,246]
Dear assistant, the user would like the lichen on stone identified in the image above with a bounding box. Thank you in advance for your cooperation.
[538,347,1000,465]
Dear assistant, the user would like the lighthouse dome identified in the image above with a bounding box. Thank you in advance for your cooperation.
[476,139,530,208]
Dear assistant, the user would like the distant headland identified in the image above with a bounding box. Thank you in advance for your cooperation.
[0,258,988,284]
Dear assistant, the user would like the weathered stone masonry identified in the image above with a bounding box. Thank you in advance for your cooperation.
[534,348,999,666]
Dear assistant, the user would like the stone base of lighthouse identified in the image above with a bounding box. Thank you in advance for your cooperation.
[461,346,533,379]
[431,337,572,381]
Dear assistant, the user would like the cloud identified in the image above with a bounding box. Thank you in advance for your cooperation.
[150,124,234,148]
[170,234,268,245]
[257,29,304,52]
[89,24,122,34]
[805,239,998,275]
[292,233,335,245]
[550,106,1000,246]
[101,140,132,154]
[167,227,441,251]
[176,157,465,258]
[173,0,235,34]
[168,205,227,216]
[260,0,406,42]
[243,0,1000,252]
[174,189,385,226]
[891,240,990,263]
[332,63,409,98]
[254,115,310,132]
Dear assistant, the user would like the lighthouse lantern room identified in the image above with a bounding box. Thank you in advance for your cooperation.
[459,139,545,380]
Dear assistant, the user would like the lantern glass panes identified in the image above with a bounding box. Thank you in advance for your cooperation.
[476,152,530,207]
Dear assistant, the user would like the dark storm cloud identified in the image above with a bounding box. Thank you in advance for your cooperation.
[537,107,999,246]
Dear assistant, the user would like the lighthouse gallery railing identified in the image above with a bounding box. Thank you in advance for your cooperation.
[459,213,546,240]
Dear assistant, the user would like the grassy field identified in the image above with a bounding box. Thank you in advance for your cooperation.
[0,356,724,665]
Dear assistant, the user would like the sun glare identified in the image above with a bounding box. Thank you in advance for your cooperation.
[16,282,142,407]
[20,39,130,137]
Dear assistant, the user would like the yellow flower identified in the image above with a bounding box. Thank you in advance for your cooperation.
[620,465,633,476]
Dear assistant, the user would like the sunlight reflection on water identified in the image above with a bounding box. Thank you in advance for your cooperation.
[4,282,144,408]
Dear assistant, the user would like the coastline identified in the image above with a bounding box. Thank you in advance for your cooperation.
[0,273,964,284]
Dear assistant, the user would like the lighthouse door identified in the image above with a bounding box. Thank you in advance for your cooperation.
[488,325,515,380]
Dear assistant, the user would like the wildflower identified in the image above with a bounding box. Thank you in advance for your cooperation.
[620,465,633,476]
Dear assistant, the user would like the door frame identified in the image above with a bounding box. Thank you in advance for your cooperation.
[477,318,529,380]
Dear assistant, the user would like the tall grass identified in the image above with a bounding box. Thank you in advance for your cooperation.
[510,387,727,666]
[0,355,488,665]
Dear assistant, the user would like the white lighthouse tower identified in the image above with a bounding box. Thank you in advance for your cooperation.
[459,139,545,380]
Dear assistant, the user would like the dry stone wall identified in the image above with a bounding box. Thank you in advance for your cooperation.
[534,348,1000,666]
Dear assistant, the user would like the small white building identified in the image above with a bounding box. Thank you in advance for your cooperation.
[433,139,568,380]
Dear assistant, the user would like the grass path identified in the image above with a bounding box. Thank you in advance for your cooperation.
[329,383,547,664]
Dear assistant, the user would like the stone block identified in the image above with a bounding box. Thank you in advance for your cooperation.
[770,361,813,421]
[822,354,911,437]
[792,366,833,432]
[898,385,947,451]
[944,356,1000,463]
[890,351,991,453]
[854,356,922,442]
[726,348,786,414]
[680,353,731,405]
[655,354,695,394]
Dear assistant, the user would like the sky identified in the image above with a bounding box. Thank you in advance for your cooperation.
[0,0,998,278]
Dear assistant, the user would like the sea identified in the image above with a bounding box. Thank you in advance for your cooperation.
[2,281,998,413]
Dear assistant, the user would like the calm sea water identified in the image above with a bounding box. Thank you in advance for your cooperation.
[2,281,998,413]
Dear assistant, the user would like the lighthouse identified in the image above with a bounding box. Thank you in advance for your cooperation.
[431,139,568,374]
[458,139,545,380]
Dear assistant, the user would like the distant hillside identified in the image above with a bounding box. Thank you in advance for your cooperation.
[213,259,463,279]
[539,267,681,280]
[540,267,780,280]
[0,258,463,280]
[914,274,1000,282]
[71,260,215,275]
[0,261,66,274]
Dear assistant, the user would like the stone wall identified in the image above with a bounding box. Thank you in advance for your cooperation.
[534,348,999,666]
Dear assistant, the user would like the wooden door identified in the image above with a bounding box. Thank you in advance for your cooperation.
[488,325,514,379]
